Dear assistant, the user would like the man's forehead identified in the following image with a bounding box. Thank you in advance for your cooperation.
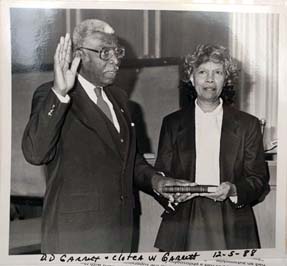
[83,32,118,47]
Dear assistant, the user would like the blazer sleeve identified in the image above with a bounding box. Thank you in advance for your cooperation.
[235,117,270,206]
[22,83,70,165]
[133,116,175,195]
[133,153,157,195]
[154,116,174,176]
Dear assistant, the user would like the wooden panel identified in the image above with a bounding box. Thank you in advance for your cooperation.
[160,11,230,58]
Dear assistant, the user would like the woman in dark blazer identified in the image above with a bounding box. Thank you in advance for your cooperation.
[154,44,269,251]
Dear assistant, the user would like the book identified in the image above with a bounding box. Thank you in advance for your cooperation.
[162,185,217,193]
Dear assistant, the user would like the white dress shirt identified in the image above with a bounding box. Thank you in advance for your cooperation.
[195,99,237,203]
[195,99,223,186]
[53,74,120,132]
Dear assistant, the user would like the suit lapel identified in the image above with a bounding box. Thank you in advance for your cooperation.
[176,104,196,181]
[70,80,117,153]
[219,105,241,183]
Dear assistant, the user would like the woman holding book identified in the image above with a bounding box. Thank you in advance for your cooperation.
[153,44,269,251]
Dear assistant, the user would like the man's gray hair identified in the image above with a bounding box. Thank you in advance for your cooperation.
[73,19,115,51]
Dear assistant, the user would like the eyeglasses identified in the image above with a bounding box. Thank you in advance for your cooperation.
[78,46,125,61]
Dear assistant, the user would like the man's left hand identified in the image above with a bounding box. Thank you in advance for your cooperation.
[151,174,198,204]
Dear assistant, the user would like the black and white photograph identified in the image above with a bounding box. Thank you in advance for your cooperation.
[0,0,287,265]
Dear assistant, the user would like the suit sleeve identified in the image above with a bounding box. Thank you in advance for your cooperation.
[133,153,157,194]
[154,117,174,176]
[235,117,270,206]
[22,83,70,165]
[133,117,174,195]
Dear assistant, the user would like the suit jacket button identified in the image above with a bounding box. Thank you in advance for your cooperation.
[120,138,124,143]
[120,108,124,113]
[120,195,124,201]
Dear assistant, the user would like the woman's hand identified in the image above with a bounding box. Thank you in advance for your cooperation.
[200,182,237,202]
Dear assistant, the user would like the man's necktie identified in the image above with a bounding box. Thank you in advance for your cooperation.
[94,86,113,122]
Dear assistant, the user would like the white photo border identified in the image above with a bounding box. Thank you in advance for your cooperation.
[1,0,287,265]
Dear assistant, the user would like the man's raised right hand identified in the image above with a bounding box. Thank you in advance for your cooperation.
[53,33,81,97]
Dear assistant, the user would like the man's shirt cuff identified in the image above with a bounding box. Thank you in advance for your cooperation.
[52,88,70,103]
[229,196,238,204]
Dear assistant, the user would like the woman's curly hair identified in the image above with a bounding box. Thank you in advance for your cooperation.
[181,44,240,105]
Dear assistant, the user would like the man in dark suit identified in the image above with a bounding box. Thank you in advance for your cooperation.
[153,44,270,251]
[22,19,180,254]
